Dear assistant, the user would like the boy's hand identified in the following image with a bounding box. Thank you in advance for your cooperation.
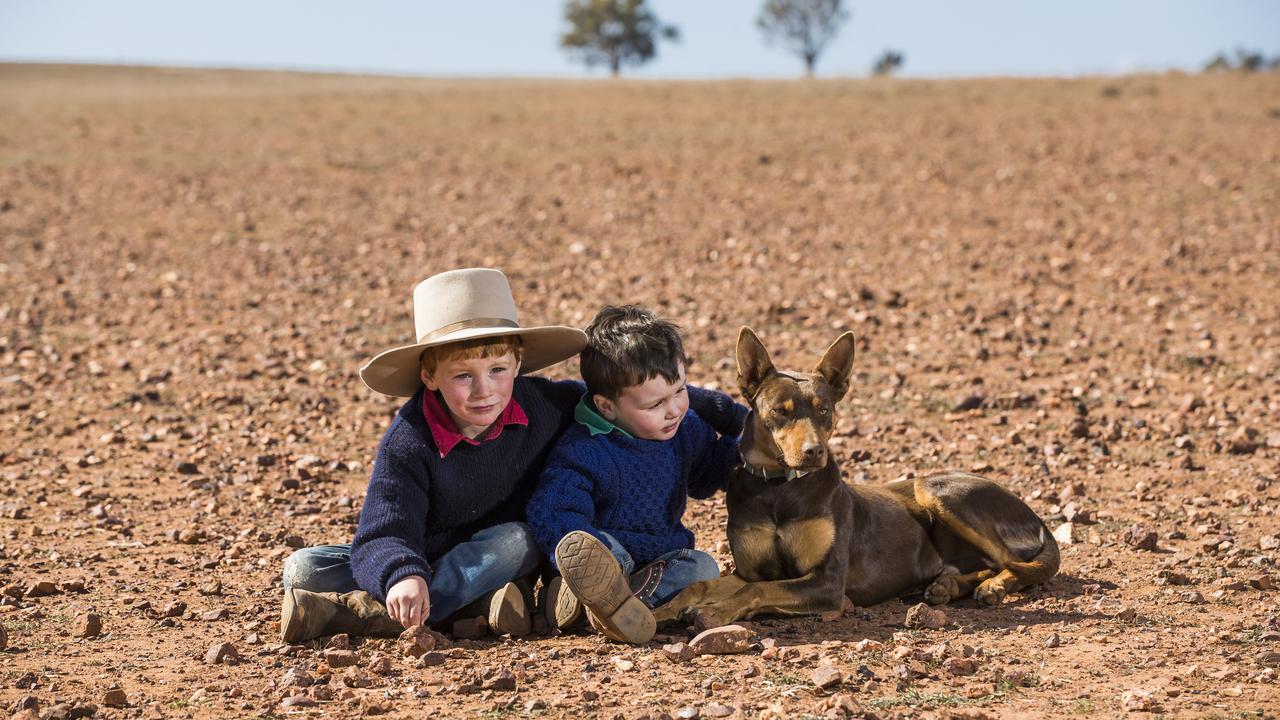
[386,575,430,628]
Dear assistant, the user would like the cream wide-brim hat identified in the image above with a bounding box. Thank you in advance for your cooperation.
[358,268,587,397]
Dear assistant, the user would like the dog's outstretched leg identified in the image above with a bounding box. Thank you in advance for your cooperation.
[653,574,747,623]
[693,572,844,624]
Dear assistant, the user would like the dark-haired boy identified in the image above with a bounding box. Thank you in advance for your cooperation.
[527,306,744,644]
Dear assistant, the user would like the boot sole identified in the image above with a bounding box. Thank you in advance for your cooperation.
[555,531,654,644]
[487,581,531,637]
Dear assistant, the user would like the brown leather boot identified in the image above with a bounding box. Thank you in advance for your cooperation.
[447,581,533,637]
[540,575,584,630]
[485,581,532,637]
[554,531,655,644]
[543,559,665,630]
[280,588,403,643]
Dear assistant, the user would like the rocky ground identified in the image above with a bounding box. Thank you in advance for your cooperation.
[0,64,1278,719]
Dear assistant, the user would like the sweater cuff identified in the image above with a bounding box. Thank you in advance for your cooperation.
[384,562,433,600]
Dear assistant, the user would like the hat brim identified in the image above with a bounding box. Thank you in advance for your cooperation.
[359,325,587,397]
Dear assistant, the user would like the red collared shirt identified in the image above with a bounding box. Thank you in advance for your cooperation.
[421,390,529,458]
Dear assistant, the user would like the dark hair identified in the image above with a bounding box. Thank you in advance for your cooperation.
[581,305,689,399]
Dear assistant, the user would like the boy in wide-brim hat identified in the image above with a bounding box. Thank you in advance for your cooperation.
[280,268,745,642]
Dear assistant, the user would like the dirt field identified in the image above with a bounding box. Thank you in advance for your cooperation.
[1,64,1278,719]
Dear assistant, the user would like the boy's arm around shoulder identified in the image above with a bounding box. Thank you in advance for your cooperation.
[686,384,749,438]
[526,431,611,563]
[350,419,434,603]
[683,411,741,500]
[523,376,586,413]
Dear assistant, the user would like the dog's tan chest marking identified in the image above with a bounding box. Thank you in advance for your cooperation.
[730,523,780,580]
[778,517,836,575]
[731,517,835,580]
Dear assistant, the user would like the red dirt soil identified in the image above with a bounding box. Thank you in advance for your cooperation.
[1,64,1278,718]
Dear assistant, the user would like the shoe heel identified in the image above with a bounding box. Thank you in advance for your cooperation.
[487,582,531,637]
[592,595,655,645]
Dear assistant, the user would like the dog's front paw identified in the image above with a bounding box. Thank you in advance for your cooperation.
[974,578,1008,606]
[924,575,959,605]
[652,603,686,623]
[690,608,732,632]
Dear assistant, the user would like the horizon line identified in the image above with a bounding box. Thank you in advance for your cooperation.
[0,58,1211,83]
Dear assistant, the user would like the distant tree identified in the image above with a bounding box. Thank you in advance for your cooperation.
[871,49,904,76]
[560,0,679,77]
[1203,47,1280,73]
[1236,48,1265,72]
[1202,52,1232,72]
[756,0,850,77]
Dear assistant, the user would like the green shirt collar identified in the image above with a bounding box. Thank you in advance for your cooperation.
[574,394,633,438]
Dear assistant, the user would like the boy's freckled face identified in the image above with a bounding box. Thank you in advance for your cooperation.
[596,364,689,441]
[422,352,519,436]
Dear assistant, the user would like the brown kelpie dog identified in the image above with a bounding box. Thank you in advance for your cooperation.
[653,328,1059,627]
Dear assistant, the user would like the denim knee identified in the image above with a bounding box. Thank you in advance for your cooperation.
[281,544,355,593]
[483,522,542,577]
[687,550,723,582]
[282,547,316,590]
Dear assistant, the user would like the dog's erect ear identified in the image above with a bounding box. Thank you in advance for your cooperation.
[814,332,856,401]
[736,326,775,400]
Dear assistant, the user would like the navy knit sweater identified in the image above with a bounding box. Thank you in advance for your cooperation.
[528,405,740,568]
[350,377,746,602]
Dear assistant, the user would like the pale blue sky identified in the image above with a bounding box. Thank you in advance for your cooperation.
[2,1,1277,78]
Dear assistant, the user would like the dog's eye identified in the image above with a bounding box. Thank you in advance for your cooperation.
[770,406,789,419]
[817,406,829,416]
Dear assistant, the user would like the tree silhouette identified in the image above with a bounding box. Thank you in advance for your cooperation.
[1203,48,1280,73]
[872,49,904,76]
[757,0,850,77]
[560,0,679,77]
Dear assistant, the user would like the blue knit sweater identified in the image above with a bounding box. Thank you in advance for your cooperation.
[350,378,746,602]
[528,400,741,567]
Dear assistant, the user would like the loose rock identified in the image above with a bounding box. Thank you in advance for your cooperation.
[703,704,734,718]
[943,657,979,676]
[341,667,375,688]
[661,642,696,663]
[688,624,753,655]
[1053,522,1076,546]
[204,642,239,665]
[101,688,128,707]
[398,625,448,657]
[903,602,947,629]
[323,649,358,668]
[810,664,843,689]
[73,613,103,638]
[482,670,517,691]
[1228,427,1259,454]
[24,581,58,598]
[1120,688,1159,712]
[279,668,314,688]
[1122,524,1159,551]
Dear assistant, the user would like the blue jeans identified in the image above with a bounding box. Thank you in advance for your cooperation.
[596,532,722,608]
[282,522,542,625]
